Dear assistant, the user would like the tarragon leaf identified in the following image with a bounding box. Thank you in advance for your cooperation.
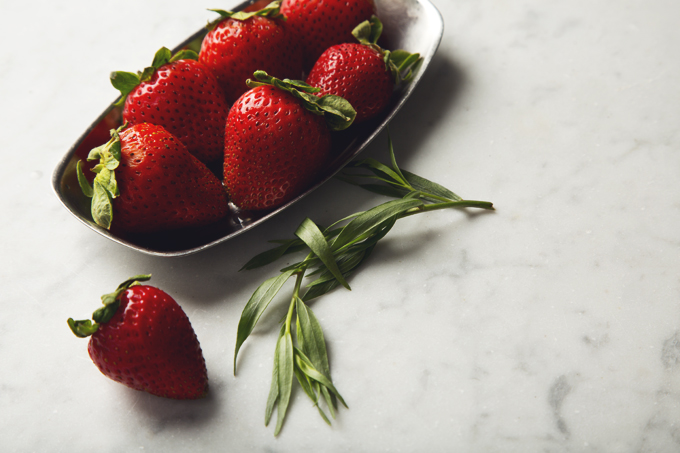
[294,348,347,408]
[295,298,330,376]
[294,364,318,405]
[348,157,408,186]
[338,179,411,199]
[332,198,422,251]
[240,240,307,271]
[296,218,350,290]
[387,132,408,183]
[402,170,462,201]
[274,332,294,436]
[234,269,296,372]
[305,248,366,288]
[265,324,285,426]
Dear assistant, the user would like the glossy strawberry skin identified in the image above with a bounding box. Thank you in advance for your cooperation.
[87,285,208,400]
[113,123,229,233]
[199,16,304,103]
[306,43,393,123]
[280,0,377,69]
[223,85,331,211]
[122,59,229,164]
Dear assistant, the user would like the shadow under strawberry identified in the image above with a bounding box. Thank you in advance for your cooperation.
[122,380,222,431]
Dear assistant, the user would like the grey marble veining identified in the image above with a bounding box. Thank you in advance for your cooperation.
[1,0,680,451]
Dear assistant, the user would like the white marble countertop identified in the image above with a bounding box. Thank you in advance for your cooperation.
[2,0,679,451]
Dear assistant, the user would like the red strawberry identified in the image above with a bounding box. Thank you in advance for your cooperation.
[223,71,356,210]
[111,47,229,164]
[306,16,422,123]
[77,123,229,233]
[280,0,377,69]
[68,275,208,400]
[198,2,304,103]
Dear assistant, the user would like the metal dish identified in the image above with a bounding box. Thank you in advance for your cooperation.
[51,0,444,257]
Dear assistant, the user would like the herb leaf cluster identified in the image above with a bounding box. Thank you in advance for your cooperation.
[234,134,494,435]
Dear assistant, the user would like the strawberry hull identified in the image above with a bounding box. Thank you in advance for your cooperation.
[52,0,444,256]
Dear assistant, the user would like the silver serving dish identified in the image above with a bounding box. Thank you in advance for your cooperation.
[51,0,444,257]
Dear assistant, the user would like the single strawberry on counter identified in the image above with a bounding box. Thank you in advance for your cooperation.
[68,275,208,400]
[111,47,229,164]
[77,123,229,233]
[306,16,422,123]
[280,0,377,70]
[223,70,356,211]
[198,1,304,103]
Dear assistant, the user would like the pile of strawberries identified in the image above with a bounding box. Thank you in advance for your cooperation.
[78,0,420,235]
[69,0,424,401]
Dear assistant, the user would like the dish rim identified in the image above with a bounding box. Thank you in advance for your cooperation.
[51,0,444,257]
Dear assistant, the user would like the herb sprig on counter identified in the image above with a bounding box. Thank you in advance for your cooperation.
[234,134,494,435]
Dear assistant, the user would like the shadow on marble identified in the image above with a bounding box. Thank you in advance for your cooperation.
[121,379,222,431]
[383,51,468,167]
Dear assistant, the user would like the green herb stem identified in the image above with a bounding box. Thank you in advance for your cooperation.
[402,199,495,218]
[286,271,305,334]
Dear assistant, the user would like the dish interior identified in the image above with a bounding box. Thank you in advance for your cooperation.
[51,0,443,256]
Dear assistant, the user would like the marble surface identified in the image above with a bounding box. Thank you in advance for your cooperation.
[1,0,679,451]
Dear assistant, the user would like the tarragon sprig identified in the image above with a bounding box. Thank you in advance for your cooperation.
[234,133,494,435]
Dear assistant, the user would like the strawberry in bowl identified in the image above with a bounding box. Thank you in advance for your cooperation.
[111,47,229,165]
[306,16,422,123]
[222,71,356,211]
[76,123,229,233]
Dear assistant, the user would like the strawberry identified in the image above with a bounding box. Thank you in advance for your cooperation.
[198,1,304,103]
[77,123,229,233]
[306,16,422,123]
[111,47,229,164]
[223,71,356,210]
[68,275,208,400]
[280,0,377,69]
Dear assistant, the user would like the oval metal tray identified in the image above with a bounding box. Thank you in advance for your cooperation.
[51,0,444,257]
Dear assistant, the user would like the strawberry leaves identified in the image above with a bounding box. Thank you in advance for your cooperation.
[234,133,494,435]
[208,0,283,27]
[246,70,357,131]
[76,124,127,229]
[110,47,198,107]
[351,16,423,86]
[68,274,151,337]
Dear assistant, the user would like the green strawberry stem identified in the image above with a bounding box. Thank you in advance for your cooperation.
[110,47,198,107]
[68,275,151,338]
[76,124,129,229]
[352,16,423,86]
[208,1,283,28]
[246,70,357,131]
